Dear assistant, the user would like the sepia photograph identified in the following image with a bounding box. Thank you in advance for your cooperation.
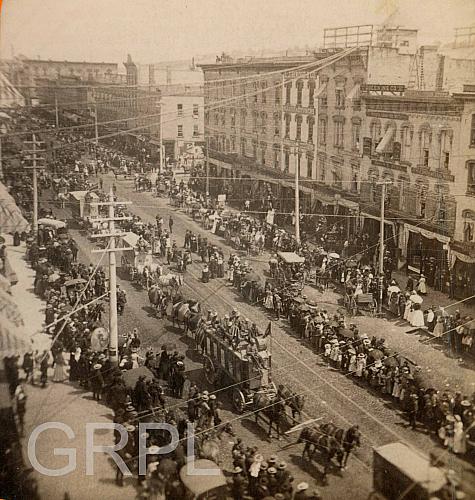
[0,0,474,498]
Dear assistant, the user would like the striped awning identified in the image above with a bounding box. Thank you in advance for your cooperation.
[0,182,30,233]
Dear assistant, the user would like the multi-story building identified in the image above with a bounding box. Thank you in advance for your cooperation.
[359,85,475,298]
[159,84,204,159]
[0,56,118,104]
[94,55,160,143]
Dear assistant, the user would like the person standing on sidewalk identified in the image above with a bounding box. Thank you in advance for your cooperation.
[40,351,50,388]
[169,215,174,234]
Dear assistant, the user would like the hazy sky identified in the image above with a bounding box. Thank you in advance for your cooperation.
[1,0,473,64]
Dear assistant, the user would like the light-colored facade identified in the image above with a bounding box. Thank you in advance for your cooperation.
[160,86,204,159]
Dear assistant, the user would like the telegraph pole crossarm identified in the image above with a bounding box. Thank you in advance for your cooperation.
[91,187,131,365]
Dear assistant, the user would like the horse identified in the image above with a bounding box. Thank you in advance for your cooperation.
[298,426,344,482]
[157,273,181,289]
[253,392,287,440]
[148,284,166,317]
[170,300,201,334]
[277,384,305,420]
[318,423,361,469]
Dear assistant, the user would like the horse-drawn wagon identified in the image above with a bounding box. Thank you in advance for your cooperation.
[369,442,452,500]
[275,252,306,292]
[198,325,274,415]
[344,291,377,317]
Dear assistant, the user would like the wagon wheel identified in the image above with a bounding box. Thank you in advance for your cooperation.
[232,388,247,414]
[203,355,217,385]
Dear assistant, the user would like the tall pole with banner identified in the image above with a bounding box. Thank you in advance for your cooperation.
[377,181,388,315]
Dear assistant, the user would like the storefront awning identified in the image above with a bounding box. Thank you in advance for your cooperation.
[362,212,395,230]
[375,127,395,153]
[451,248,475,264]
[0,182,30,233]
[405,223,450,244]
[337,198,359,210]
[346,83,360,100]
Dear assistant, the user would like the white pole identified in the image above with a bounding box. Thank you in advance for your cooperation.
[295,145,300,245]
[94,102,99,146]
[32,134,38,235]
[378,182,386,314]
[205,136,210,197]
[159,102,163,174]
[108,186,118,365]
[54,90,59,129]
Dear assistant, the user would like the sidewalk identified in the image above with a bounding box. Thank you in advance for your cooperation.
[4,238,136,499]
[392,268,475,318]
[5,235,50,354]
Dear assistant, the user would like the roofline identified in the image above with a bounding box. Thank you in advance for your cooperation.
[21,59,118,66]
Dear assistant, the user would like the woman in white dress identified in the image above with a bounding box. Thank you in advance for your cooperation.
[410,303,425,327]
[453,415,467,454]
[264,290,274,310]
[417,274,427,295]
[355,353,366,377]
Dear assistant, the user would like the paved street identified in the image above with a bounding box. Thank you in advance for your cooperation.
[24,170,474,499]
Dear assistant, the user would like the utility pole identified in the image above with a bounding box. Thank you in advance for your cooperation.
[205,136,210,198]
[377,181,389,314]
[94,100,99,146]
[90,187,131,365]
[294,143,301,245]
[159,101,163,174]
[54,89,59,129]
[23,134,45,235]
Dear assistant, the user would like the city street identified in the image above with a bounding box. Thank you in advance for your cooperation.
[23,170,474,499]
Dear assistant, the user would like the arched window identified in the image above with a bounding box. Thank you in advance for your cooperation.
[284,113,291,139]
[368,168,379,202]
[400,123,413,161]
[273,112,281,136]
[307,115,315,144]
[370,119,381,153]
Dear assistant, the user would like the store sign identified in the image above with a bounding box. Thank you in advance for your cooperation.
[361,84,405,93]
[284,104,316,115]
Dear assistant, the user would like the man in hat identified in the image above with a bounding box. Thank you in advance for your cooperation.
[294,482,310,499]
[231,466,248,500]
[408,393,419,430]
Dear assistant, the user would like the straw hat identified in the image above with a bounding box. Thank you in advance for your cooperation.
[125,424,135,432]
[93,363,102,369]
[296,482,309,491]
[267,467,277,475]
[233,466,243,474]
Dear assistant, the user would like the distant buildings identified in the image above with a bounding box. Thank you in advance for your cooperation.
[159,84,204,159]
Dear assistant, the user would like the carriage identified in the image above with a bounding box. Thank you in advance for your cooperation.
[275,252,306,292]
[344,292,377,317]
[369,442,450,500]
[198,325,276,414]
[119,232,160,287]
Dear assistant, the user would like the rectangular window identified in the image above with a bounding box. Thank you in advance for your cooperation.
[177,104,183,117]
[307,157,313,178]
[471,115,475,146]
[320,96,327,107]
[353,123,361,149]
[193,124,199,137]
[275,87,281,104]
[308,84,315,107]
[335,89,345,108]
[296,119,302,141]
[284,151,290,172]
[261,147,266,165]
[423,149,429,167]
[443,152,450,169]
[334,121,344,147]
[286,85,291,105]
[308,121,314,144]
[262,83,267,104]
[319,118,327,145]
[193,104,199,117]
[274,149,279,169]
[468,162,475,194]
[297,84,303,106]
[177,125,183,138]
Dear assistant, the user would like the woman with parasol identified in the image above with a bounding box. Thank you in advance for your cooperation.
[409,291,425,327]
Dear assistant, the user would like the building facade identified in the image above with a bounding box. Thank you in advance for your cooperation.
[160,85,204,159]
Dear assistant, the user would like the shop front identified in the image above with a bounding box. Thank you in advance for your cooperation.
[403,224,450,280]
[450,242,475,300]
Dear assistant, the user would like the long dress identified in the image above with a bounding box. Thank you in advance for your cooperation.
[403,300,412,321]
[410,304,425,327]
[264,291,274,310]
[53,352,68,382]
[417,277,427,295]
[453,420,467,454]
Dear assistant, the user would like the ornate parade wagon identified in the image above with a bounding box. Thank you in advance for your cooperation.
[198,325,276,414]
[344,291,377,317]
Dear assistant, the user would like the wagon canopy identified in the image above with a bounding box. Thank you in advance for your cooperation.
[179,460,227,497]
[277,252,305,264]
[120,232,141,249]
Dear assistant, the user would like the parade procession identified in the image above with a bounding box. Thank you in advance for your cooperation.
[1,1,475,499]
